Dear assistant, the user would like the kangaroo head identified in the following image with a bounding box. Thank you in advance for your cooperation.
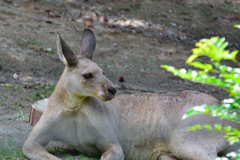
[56,29,116,101]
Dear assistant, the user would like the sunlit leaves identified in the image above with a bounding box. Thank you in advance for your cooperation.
[225,128,240,145]
[161,65,226,88]
[217,150,240,160]
[187,124,240,145]
[188,37,239,63]
[185,97,240,120]
[161,37,240,97]
[161,33,240,158]
[235,24,240,29]
[187,124,223,132]
[187,124,202,131]
[190,62,213,72]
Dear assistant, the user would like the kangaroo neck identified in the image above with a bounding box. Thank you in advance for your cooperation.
[50,77,87,111]
[64,91,87,111]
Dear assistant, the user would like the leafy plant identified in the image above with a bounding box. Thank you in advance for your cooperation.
[161,26,240,159]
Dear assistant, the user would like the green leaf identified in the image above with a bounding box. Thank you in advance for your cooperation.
[230,50,239,59]
[214,124,222,132]
[189,62,213,71]
[187,124,202,131]
[224,126,232,132]
[219,41,228,51]
[234,24,240,29]
[199,38,210,43]
[186,55,199,64]
[203,124,212,130]
[215,37,225,48]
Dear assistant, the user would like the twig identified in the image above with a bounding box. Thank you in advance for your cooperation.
[20,110,25,121]
[0,83,15,88]
[6,115,21,120]
[13,126,25,131]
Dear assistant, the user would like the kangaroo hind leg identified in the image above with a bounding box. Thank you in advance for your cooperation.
[150,143,179,160]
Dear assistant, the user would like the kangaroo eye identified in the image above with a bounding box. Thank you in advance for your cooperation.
[83,73,94,79]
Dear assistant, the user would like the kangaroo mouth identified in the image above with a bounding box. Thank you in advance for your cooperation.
[97,92,115,101]
[96,86,117,101]
[100,94,115,101]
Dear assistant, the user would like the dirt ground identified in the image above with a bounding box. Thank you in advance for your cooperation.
[0,0,239,159]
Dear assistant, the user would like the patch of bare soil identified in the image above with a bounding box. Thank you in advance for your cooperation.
[0,0,239,159]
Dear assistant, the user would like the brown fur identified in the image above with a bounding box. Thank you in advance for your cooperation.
[23,29,240,160]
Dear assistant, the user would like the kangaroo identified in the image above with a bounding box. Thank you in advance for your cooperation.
[23,29,240,160]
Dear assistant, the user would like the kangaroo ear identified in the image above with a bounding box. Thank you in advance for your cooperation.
[80,29,96,60]
[56,33,78,67]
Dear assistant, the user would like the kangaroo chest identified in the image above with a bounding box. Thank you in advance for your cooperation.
[55,109,117,156]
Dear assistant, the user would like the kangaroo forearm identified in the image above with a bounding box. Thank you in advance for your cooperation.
[23,141,61,160]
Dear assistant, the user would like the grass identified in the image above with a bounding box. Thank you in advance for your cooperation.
[193,2,234,20]
[223,3,233,13]
[0,138,25,160]
[65,154,100,160]
[25,57,29,62]
[19,100,23,106]
[47,50,52,56]
[16,38,53,55]
[53,64,61,70]
[148,59,153,66]
[193,4,200,10]
[5,93,10,98]
[31,84,56,100]
[48,146,79,156]
[132,3,141,9]
[9,105,15,109]
[16,39,39,48]
[103,62,108,67]
[39,47,44,52]
[16,86,22,92]
[0,139,100,160]
[48,146,100,160]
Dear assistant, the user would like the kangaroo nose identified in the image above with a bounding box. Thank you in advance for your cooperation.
[107,86,116,95]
